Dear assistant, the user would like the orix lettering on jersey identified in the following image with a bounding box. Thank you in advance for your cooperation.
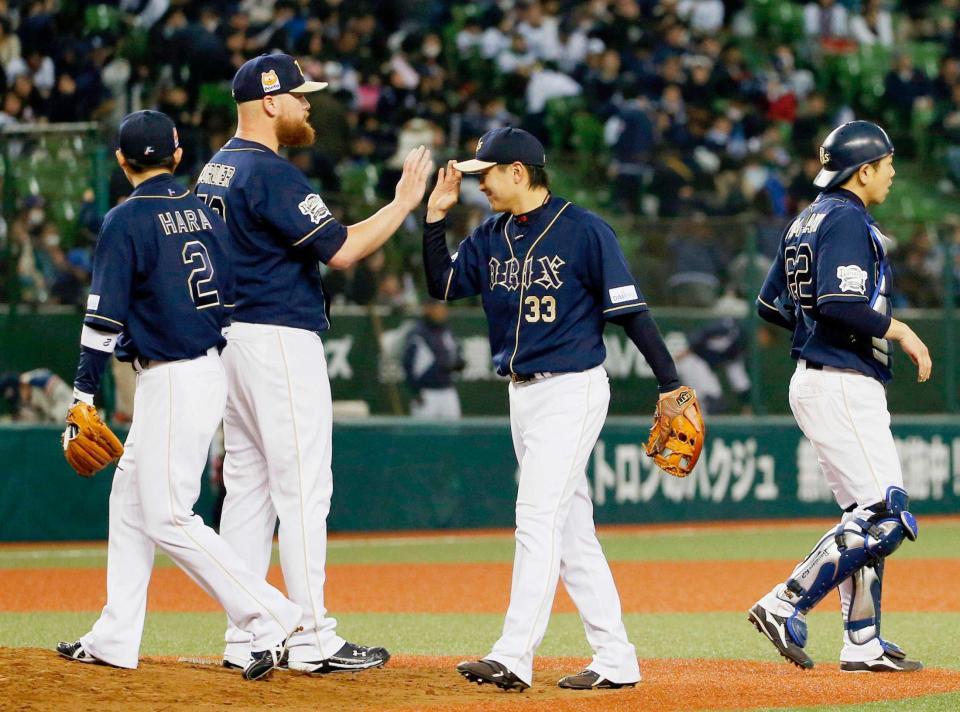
[444,196,647,376]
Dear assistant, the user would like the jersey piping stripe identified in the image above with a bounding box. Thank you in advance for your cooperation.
[85,313,124,328]
[219,147,267,153]
[817,293,869,302]
[275,328,327,653]
[602,301,647,314]
[443,266,455,301]
[292,217,335,247]
[839,372,884,497]
[507,202,571,375]
[757,296,778,312]
[125,191,190,201]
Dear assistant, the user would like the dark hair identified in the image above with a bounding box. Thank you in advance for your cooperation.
[524,164,549,190]
[125,155,176,173]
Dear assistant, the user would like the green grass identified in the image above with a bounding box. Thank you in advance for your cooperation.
[5,611,958,671]
[2,519,956,569]
[3,521,958,710]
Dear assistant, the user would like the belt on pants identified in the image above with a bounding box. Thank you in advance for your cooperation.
[133,345,220,373]
[803,360,824,370]
[510,371,554,384]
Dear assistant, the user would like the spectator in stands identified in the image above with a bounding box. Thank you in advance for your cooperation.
[850,0,895,47]
[893,226,944,307]
[932,56,960,104]
[516,0,561,61]
[402,300,464,420]
[804,0,850,41]
[0,17,21,79]
[0,368,73,423]
[884,53,934,128]
[677,0,725,36]
[935,83,960,185]
[6,46,54,99]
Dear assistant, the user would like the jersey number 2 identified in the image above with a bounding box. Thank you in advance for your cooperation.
[182,241,220,309]
[524,295,556,323]
[784,244,814,309]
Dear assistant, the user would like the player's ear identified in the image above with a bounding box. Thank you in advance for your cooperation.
[114,149,126,169]
[171,147,184,172]
[262,95,280,118]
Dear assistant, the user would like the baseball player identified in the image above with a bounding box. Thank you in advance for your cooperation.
[424,128,695,690]
[194,54,433,673]
[57,110,302,682]
[749,121,930,672]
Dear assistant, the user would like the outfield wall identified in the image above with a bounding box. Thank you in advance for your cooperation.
[2,417,958,541]
[3,307,958,415]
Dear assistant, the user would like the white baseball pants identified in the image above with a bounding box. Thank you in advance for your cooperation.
[788,360,903,510]
[486,366,640,686]
[220,322,345,665]
[788,359,904,662]
[81,350,302,668]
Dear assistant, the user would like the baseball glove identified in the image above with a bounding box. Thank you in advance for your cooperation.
[62,402,124,477]
[644,386,704,478]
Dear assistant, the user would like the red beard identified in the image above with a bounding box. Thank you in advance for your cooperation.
[276,113,315,147]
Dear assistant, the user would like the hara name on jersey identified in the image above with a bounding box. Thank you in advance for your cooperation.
[158,208,214,236]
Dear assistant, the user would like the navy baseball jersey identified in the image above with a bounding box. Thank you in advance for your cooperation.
[444,196,647,376]
[758,188,893,382]
[195,137,347,332]
[84,174,231,362]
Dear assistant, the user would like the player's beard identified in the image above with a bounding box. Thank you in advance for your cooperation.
[276,113,315,147]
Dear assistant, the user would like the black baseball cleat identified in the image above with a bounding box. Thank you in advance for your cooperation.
[286,641,390,674]
[840,654,923,672]
[456,659,529,691]
[558,669,638,689]
[748,604,814,670]
[243,642,289,681]
[56,640,105,665]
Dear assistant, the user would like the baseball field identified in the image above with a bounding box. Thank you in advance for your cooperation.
[1,517,959,711]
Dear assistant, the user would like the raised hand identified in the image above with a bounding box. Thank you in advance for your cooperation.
[394,146,434,211]
[427,160,462,222]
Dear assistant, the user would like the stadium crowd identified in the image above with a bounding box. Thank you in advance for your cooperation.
[3,0,960,309]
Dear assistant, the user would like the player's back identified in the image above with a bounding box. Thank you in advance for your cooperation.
[195,137,345,332]
[88,173,230,362]
[781,189,891,381]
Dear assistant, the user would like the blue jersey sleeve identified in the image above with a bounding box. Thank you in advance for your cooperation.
[757,242,795,320]
[253,161,347,263]
[585,219,647,319]
[815,209,873,307]
[84,210,135,333]
[444,231,485,300]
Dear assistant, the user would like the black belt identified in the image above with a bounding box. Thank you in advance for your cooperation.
[510,371,553,384]
[804,360,823,370]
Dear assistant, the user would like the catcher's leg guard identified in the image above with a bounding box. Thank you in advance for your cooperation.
[779,487,918,617]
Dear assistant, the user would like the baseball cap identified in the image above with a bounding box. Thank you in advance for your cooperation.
[232,53,328,103]
[118,110,179,165]
[453,127,546,174]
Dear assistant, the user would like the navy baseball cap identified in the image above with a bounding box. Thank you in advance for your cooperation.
[232,53,328,103]
[453,127,546,174]
[118,110,179,165]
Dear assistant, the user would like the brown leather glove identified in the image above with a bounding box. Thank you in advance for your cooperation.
[62,402,124,477]
[644,386,705,477]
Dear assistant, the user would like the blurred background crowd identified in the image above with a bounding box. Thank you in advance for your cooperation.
[3,0,960,314]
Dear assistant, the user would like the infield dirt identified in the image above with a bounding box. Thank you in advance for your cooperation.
[3,650,960,712]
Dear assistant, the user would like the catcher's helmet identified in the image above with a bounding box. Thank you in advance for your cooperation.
[813,121,894,189]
